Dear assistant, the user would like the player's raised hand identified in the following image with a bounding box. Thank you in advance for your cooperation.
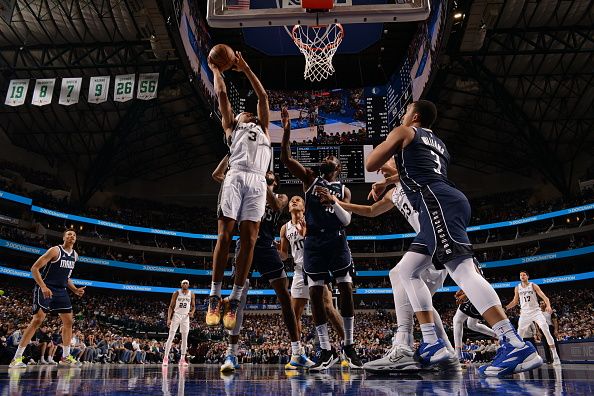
[546,306,553,314]
[315,186,335,206]
[207,60,219,73]
[367,180,387,201]
[74,286,86,297]
[234,51,249,72]
[297,217,307,237]
[41,286,53,299]
[281,106,290,130]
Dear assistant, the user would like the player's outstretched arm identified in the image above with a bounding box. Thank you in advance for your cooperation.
[31,247,60,298]
[235,52,269,129]
[209,62,234,136]
[212,155,229,183]
[505,286,520,310]
[279,224,289,261]
[335,188,394,217]
[280,106,315,189]
[532,284,552,313]
[267,189,288,213]
[366,126,414,172]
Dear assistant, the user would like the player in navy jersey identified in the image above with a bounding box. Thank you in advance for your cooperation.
[365,100,542,376]
[9,230,86,368]
[280,107,362,371]
[212,159,314,372]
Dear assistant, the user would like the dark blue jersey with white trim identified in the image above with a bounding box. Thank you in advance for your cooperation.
[395,127,454,192]
[41,245,77,288]
[257,202,281,247]
[305,177,345,231]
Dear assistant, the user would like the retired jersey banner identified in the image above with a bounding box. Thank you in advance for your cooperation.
[137,73,159,100]
[31,79,56,106]
[58,77,82,105]
[4,79,30,107]
[114,74,135,102]
[88,76,110,104]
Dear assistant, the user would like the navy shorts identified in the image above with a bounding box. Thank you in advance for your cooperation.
[33,285,72,315]
[408,183,473,269]
[303,231,353,283]
[235,240,286,281]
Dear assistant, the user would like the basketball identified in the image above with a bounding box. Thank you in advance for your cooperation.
[208,44,236,71]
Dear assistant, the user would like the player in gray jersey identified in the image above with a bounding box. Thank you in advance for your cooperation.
[207,52,272,331]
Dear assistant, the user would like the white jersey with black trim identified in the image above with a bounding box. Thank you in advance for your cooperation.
[285,220,305,267]
[391,183,420,233]
[174,290,192,316]
[518,282,540,313]
[228,122,271,175]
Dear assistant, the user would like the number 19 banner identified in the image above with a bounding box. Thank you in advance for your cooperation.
[59,78,82,105]
[114,74,135,102]
[88,76,110,104]
[137,73,159,100]
[4,79,30,106]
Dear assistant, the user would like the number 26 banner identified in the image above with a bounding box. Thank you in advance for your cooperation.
[114,74,135,102]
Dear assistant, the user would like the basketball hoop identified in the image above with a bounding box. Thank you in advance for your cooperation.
[291,23,344,82]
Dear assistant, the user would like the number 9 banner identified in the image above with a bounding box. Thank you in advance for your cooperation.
[88,76,110,104]
[137,73,159,101]
[4,79,30,107]
[114,74,136,102]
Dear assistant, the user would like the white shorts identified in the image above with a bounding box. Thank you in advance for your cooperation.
[218,169,266,223]
[291,264,309,300]
[170,313,190,334]
[518,309,548,332]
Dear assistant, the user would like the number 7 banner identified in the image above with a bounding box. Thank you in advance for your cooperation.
[114,74,135,102]
[137,73,159,100]
[5,79,30,106]
[58,78,82,105]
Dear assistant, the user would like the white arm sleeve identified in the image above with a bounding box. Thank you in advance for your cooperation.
[331,201,352,226]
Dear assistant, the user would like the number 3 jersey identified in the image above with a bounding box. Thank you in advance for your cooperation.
[228,122,271,176]
[174,290,192,316]
[284,220,305,267]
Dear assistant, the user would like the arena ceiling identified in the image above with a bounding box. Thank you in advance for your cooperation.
[429,0,594,196]
[0,0,225,203]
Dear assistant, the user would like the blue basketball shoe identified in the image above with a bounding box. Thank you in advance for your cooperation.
[414,339,453,367]
[478,341,543,377]
[220,354,240,372]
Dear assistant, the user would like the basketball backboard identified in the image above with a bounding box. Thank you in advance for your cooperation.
[206,0,430,28]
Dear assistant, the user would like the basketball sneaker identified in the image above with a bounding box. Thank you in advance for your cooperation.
[414,339,453,367]
[437,351,462,372]
[285,353,315,370]
[342,344,363,369]
[220,355,240,372]
[308,348,339,372]
[478,341,543,377]
[162,356,169,367]
[179,356,189,367]
[59,355,82,367]
[9,357,27,369]
[363,344,420,373]
[206,295,223,326]
[222,298,240,330]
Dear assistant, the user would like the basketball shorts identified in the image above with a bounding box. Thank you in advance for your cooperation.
[170,313,190,334]
[408,183,473,269]
[518,309,548,331]
[290,263,309,299]
[458,300,483,320]
[235,240,286,282]
[303,231,353,283]
[217,169,266,223]
[33,285,72,315]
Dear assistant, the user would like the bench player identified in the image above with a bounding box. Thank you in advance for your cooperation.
[163,280,195,366]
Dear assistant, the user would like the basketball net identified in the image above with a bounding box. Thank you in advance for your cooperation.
[291,23,344,82]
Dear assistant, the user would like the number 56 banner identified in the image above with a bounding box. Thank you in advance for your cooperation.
[114,74,135,102]
[88,76,110,104]
[137,73,159,100]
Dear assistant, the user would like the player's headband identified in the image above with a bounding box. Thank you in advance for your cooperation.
[181,280,189,285]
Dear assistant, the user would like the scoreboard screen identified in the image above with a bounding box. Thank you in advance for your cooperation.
[365,96,389,142]
[272,145,382,184]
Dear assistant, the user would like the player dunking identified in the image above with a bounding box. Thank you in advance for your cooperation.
[212,160,314,372]
[207,52,272,331]
[279,195,346,361]
[326,161,457,372]
[9,230,86,368]
[280,107,362,370]
[505,271,561,366]
[366,100,542,376]
[163,280,195,367]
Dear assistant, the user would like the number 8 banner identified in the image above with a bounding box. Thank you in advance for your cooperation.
[88,76,110,104]
[114,74,135,102]
[59,78,82,105]
[5,79,30,107]
[137,73,159,100]
[31,79,56,106]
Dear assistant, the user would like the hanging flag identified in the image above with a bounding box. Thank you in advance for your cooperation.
[114,74,136,102]
[137,73,159,100]
[88,76,110,104]
[0,0,17,24]
[4,79,30,106]
[58,77,82,105]
[31,79,56,106]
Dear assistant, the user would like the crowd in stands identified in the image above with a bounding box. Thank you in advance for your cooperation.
[1,284,592,366]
